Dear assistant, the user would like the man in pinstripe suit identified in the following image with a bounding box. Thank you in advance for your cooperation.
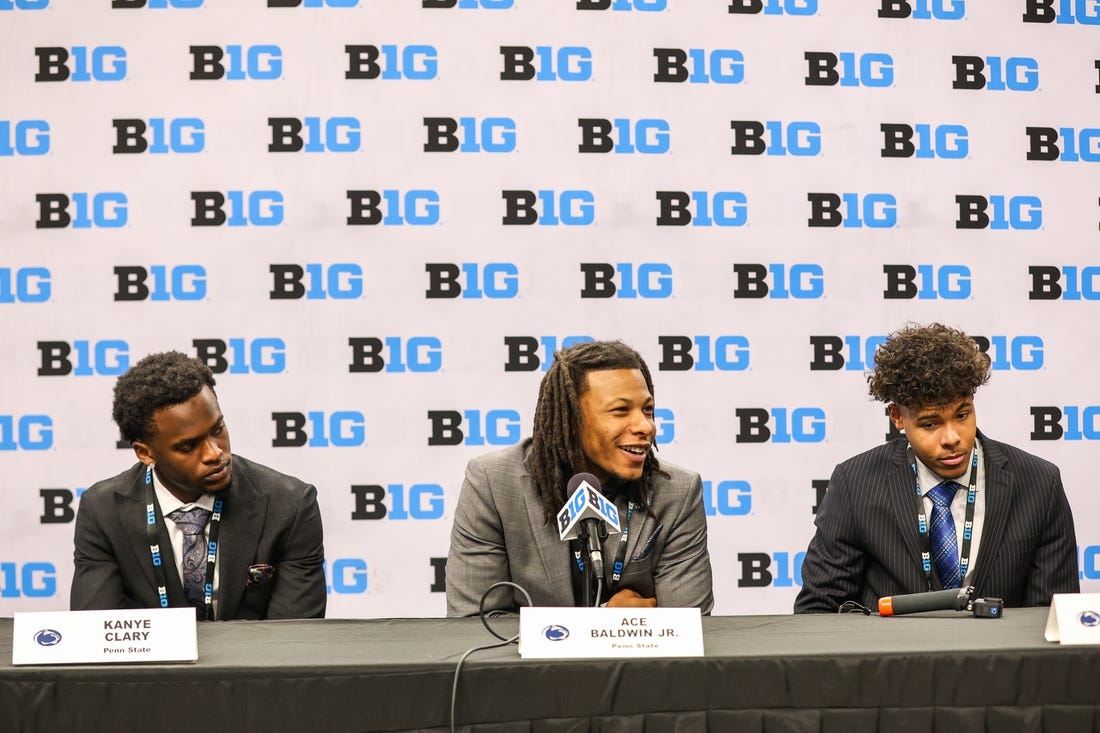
[795,323,1079,614]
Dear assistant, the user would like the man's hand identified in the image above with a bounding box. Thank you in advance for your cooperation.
[606,588,657,608]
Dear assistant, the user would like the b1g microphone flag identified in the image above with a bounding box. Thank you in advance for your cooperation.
[556,473,621,541]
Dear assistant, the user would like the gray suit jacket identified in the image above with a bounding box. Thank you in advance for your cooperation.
[795,433,1079,613]
[446,440,714,616]
[71,455,327,620]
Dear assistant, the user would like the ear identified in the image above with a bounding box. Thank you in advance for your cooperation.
[132,440,154,467]
[887,404,905,431]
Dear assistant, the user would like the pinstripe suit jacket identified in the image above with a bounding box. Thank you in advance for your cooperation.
[794,433,1079,613]
[446,439,714,616]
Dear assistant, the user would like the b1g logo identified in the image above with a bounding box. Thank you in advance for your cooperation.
[35,47,126,82]
[578,118,669,154]
[268,117,360,152]
[501,47,592,82]
[325,559,368,595]
[425,0,511,7]
[1,0,50,8]
[269,0,358,6]
[347,190,440,226]
[882,264,970,300]
[0,267,50,303]
[346,45,437,80]
[348,337,442,373]
[955,195,1041,230]
[1022,0,1100,23]
[730,121,821,156]
[970,335,1044,371]
[351,484,444,520]
[36,193,127,229]
[502,190,594,226]
[655,191,747,227]
[424,117,516,153]
[37,340,129,376]
[0,120,50,156]
[113,0,203,6]
[1080,546,1100,580]
[952,56,1038,91]
[0,416,53,451]
[114,265,206,301]
[880,124,967,159]
[877,0,964,18]
[1029,266,1100,300]
[190,45,282,80]
[728,0,816,13]
[0,562,57,598]
[808,335,888,371]
[272,412,366,447]
[653,49,745,85]
[191,191,283,227]
[427,410,522,446]
[737,552,804,588]
[805,52,892,87]
[807,193,897,228]
[657,336,750,372]
[113,118,203,154]
[735,408,826,443]
[271,264,363,300]
[702,481,751,517]
[577,0,666,10]
[732,263,824,299]
[503,335,593,372]
[425,263,518,299]
[1031,407,1100,440]
[193,338,286,374]
[1026,127,1100,163]
[580,263,672,299]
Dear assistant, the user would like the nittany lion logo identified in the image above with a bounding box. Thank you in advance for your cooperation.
[34,629,62,647]
[542,625,570,641]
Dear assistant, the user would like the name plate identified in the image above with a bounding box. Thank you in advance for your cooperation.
[519,606,703,659]
[12,608,198,666]
[1044,593,1100,645]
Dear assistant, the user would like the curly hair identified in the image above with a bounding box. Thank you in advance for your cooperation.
[528,340,663,524]
[112,351,217,444]
[867,323,990,409]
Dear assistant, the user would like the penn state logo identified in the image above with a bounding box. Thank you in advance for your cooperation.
[542,625,570,641]
[1077,610,1100,628]
[34,629,62,647]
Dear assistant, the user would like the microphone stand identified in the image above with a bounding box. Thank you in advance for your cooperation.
[577,522,595,608]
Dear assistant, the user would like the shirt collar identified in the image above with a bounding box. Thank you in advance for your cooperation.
[150,468,217,516]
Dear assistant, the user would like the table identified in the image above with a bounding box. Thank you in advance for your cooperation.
[3,608,1098,732]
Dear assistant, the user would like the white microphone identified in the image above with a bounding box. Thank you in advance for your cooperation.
[878,586,973,617]
[556,473,621,578]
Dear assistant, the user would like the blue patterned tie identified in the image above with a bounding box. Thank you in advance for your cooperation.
[166,507,211,616]
[927,481,961,589]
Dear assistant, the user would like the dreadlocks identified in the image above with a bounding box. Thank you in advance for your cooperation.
[528,340,663,524]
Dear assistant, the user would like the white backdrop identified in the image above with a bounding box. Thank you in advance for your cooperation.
[1,0,1098,618]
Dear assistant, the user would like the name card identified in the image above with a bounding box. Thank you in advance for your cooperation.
[12,608,198,666]
[519,606,703,659]
[1044,593,1100,645]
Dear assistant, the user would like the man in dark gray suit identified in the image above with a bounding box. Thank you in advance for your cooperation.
[447,340,713,616]
[71,351,326,620]
[795,323,1078,614]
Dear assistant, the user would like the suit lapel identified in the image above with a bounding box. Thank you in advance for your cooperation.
[215,460,267,620]
[520,475,574,606]
[885,442,928,582]
[971,434,1012,589]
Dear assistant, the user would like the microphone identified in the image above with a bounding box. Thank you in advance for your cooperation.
[877,586,973,617]
[556,473,621,578]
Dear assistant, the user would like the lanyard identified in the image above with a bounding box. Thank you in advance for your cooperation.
[143,465,222,621]
[572,498,645,588]
[907,445,978,591]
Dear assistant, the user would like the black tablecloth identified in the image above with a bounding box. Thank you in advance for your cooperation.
[3,608,1099,733]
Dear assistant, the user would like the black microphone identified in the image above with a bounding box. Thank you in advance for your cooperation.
[878,586,973,616]
[555,472,621,579]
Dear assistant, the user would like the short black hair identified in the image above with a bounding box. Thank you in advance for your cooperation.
[867,323,990,409]
[112,351,216,443]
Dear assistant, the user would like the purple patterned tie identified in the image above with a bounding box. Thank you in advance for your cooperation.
[927,481,961,589]
[166,507,211,616]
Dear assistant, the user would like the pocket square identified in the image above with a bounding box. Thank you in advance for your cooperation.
[247,563,276,587]
[632,523,663,562]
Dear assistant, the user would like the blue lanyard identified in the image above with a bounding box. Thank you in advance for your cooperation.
[907,445,978,590]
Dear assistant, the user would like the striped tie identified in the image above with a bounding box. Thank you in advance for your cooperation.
[927,481,961,589]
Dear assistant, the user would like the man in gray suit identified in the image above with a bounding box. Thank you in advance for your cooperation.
[446,340,713,616]
[71,351,326,620]
[795,323,1079,614]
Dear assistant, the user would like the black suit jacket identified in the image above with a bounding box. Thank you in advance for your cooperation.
[71,455,327,620]
[794,433,1079,613]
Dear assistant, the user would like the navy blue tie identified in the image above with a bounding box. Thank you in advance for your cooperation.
[927,481,961,589]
